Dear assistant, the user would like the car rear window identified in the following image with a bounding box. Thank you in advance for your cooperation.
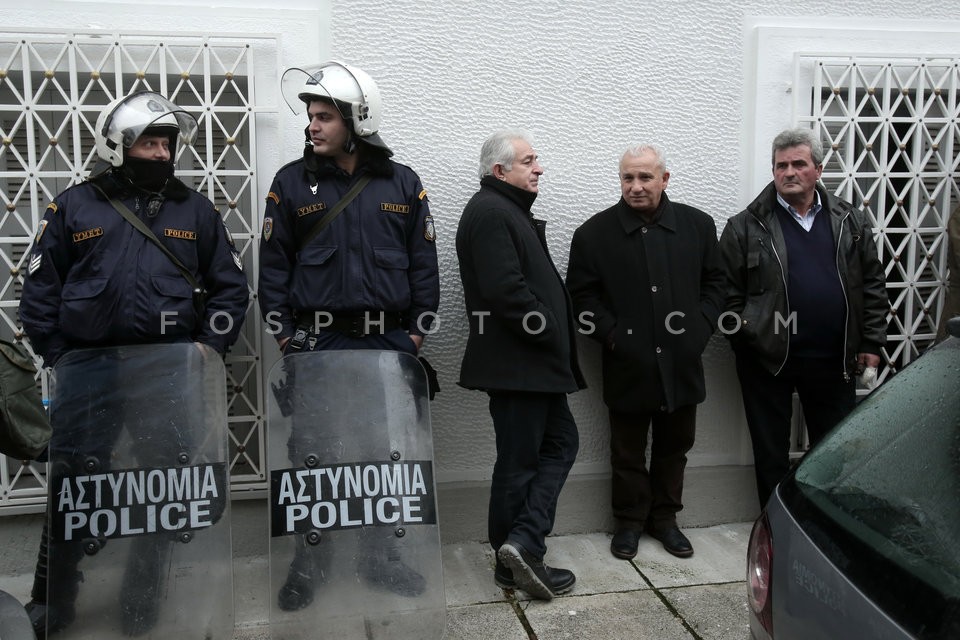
[785,338,960,637]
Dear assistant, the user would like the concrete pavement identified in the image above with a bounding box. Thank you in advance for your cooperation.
[228,522,752,640]
[0,522,752,639]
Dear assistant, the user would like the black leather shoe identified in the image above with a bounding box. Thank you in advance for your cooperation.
[278,567,314,611]
[649,526,694,558]
[610,529,641,560]
[498,542,576,600]
[359,549,427,598]
[494,558,575,595]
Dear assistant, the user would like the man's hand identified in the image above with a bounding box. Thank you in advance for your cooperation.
[857,352,881,369]
[409,334,423,353]
[194,342,216,358]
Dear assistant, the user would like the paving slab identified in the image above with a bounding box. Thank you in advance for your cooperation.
[234,556,270,627]
[662,582,750,640]
[444,602,529,640]
[441,542,505,607]
[520,590,694,640]
[539,532,652,599]
[633,522,752,588]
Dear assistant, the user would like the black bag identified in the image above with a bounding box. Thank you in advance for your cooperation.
[0,339,51,459]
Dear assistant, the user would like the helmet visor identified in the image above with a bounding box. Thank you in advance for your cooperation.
[103,92,199,149]
[281,64,345,116]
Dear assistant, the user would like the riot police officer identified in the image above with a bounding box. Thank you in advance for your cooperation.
[258,61,439,610]
[19,90,249,637]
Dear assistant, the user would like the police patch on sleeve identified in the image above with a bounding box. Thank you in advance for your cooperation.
[28,252,41,276]
[423,215,436,242]
[35,220,48,243]
[221,220,236,248]
[263,217,273,242]
[232,251,243,271]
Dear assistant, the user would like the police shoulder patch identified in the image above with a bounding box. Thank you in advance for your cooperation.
[423,215,436,242]
[267,192,280,205]
[45,202,57,214]
[418,189,428,201]
[221,220,236,248]
[35,220,48,243]
[263,217,273,242]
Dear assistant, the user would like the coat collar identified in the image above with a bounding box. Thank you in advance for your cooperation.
[480,175,538,214]
[303,145,394,181]
[616,193,676,234]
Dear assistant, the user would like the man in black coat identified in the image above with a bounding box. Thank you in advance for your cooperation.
[456,129,585,601]
[566,144,724,560]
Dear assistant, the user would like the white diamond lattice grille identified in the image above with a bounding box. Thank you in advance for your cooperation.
[799,55,959,378]
[0,32,274,511]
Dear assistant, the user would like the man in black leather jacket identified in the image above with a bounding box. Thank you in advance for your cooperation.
[719,127,888,507]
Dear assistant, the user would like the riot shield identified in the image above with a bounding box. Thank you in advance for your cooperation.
[267,350,444,640]
[46,343,233,639]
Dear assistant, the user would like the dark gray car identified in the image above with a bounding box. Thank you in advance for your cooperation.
[747,319,960,639]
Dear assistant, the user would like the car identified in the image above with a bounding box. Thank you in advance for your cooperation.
[747,317,960,640]
[0,588,36,640]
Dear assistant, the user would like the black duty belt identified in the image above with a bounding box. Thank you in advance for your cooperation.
[296,311,403,338]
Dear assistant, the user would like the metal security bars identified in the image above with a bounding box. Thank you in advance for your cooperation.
[797,55,959,376]
[0,31,277,511]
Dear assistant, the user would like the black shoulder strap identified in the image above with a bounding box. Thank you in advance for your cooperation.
[90,182,204,295]
[297,175,372,252]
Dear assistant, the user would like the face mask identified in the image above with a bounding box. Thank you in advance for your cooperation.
[122,156,175,192]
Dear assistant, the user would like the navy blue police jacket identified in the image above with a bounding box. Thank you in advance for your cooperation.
[258,149,439,343]
[19,172,250,366]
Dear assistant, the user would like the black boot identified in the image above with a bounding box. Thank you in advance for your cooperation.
[278,536,326,611]
[358,543,426,598]
[120,537,170,636]
[25,522,83,640]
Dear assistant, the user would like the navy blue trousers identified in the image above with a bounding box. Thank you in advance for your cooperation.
[487,391,579,560]
[735,353,855,507]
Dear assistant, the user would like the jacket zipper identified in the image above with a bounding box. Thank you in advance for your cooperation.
[834,210,852,380]
[751,213,791,376]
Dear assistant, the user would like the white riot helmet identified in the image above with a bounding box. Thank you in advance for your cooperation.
[280,61,391,155]
[94,91,199,168]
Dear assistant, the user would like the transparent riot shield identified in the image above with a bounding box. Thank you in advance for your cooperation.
[267,350,444,640]
[46,344,233,639]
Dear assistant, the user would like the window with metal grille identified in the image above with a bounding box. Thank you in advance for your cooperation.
[785,55,959,457]
[798,56,958,375]
[0,32,275,511]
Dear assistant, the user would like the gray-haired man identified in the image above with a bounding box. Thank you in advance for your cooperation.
[456,130,585,600]
[718,127,888,507]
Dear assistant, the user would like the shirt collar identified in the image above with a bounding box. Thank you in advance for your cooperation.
[776,190,822,224]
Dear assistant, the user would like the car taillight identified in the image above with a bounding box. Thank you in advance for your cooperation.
[747,512,774,637]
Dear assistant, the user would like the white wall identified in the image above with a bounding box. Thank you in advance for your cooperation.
[2,0,957,521]
[320,2,960,486]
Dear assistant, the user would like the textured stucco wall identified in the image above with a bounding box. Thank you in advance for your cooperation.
[321,1,959,485]
[2,1,957,524]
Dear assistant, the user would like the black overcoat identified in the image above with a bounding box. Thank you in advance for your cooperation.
[566,195,724,413]
[456,176,585,393]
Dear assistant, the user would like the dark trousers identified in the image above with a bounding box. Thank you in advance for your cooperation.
[609,405,697,532]
[487,391,579,561]
[735,353,855,507]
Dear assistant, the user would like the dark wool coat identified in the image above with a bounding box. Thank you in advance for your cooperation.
[566,194,725,413]
[456,176,585,393]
